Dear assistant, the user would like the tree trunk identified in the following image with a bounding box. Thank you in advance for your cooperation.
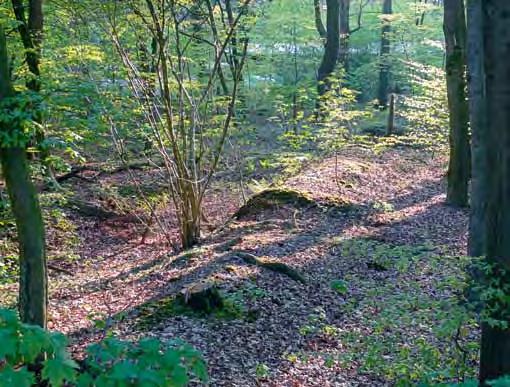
[11,0,42,92]
[377,0,392,108]
[314,0,327,39]
[469,0,510,383]
[11,0,53,178]
[386,93,395,135]
[480,324,510,384]
[466,0,487,257]
[0,149,48,328]
[317,0,340,97]
[416,0,428,25]
[444,0,470,207]
[338,0,350,72]
[0,25,47,328]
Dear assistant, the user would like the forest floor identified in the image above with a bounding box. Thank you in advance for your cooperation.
[1,142,479,386]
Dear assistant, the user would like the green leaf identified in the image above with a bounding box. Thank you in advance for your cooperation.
[109,360,139,381]
[138,369,165,386]
[18,326,49,363]
[191,358,208,382]
[0,365,35,387]
[41,357,78,387]
[75,372,94,387]
[0,330,19,361]
[170,365,189,387]
[48,331,69,357]
[0,309,19,328]
[330,279,348,296]
[488,376,510,387]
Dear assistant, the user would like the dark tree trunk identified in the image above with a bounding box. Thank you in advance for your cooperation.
[11,0,42,92]
[444,0,470,207]
[10,0,53,179]
[377,0,392,108]
[317,0,340,97]
[314,0,327,39]
[466,0,487,257]
[480,324,510,384]
[386,93,395,135]
[225,0,240,76]
[416,0,428,25]
[0,25,47,328]
[467,0,510,383]
[338,0,350,72]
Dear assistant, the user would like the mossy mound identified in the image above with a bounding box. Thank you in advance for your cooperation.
[234,188,356,220]
[234,188,316,219]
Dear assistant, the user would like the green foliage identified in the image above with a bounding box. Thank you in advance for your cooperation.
[330,279,348,296]
[0,308,208,386]
[136,288,250,329]
[416,375,510,386]
[469,259,510,329]
[327,239,479,385]
[84,337,207,386]
[0,309,78,386]
[255,363,270,379]
[0,94,41,148]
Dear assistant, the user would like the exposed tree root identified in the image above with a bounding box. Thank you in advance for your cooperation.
[48,264,73,276]
[66,197,120,219]
[44,161,153,189]
[233,251,307,284]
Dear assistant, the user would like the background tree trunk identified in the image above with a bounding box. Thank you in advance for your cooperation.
[317,0,340,97]
[338,0,350,72]
[386,93,395,135]
[314,0,327,39]
[444,0,470,207]
[377,0,392,108]
[469,0,510,382]
[11,0,42,92]
[0,24,47,328]
[416,0,428,25]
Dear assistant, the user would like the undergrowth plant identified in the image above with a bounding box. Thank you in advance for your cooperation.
[0,308,208,386]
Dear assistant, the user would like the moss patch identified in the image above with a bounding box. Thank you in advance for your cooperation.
[135,289,247,329]
[234,188,316,219]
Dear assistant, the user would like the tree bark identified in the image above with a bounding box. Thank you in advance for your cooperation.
[469,0,510,383]
[386,93,395,135]
[11,0,42,92]
[317,0,340,97]
[0,25,47,328]
[338,0,350,72]
[444,0,470,207]
[11,0,53,178]
[314,0,327,39]
[466,0,487,257]
[377,0,392,108]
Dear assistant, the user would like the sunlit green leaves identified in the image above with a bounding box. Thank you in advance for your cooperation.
[0,308,208,386]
